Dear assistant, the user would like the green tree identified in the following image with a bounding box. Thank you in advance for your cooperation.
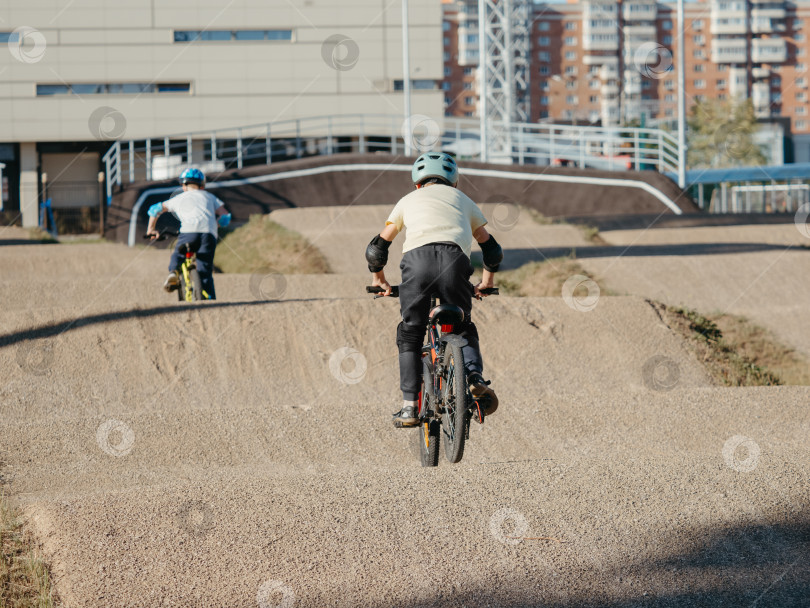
[687,98,767,168]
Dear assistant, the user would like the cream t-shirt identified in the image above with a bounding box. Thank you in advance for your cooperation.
[386,185,488,257]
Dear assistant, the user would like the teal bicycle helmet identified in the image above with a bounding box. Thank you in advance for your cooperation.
[179,167,205,186]
[411,152,458,187]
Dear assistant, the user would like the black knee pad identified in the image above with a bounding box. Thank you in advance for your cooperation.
[396,322,426,354]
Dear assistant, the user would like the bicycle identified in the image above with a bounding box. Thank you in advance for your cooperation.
[367,284,498,466]
[144,230,211,302]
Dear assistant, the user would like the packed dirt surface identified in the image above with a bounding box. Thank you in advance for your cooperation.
[2,213,810,607]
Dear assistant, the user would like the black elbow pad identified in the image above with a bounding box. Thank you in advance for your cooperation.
[480,235,503,272]
[365,235,392,272]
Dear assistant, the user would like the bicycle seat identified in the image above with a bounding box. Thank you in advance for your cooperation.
[428,304,465,326]
[177,243,197,255]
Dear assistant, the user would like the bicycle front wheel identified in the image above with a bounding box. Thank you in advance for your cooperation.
[178,272,188,302]
[440,342,468,464]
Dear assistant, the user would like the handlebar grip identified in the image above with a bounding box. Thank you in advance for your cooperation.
[366,285,399,297]
[480,287,499,295]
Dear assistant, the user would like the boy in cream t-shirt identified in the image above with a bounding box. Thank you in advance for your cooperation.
[365,152,504,427]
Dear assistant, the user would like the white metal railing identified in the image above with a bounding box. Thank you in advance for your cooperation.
[101,114,681,200]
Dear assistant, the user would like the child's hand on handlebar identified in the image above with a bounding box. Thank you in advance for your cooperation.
[474,280,495,299]
[371,272,393,297]
[147,230,159,240]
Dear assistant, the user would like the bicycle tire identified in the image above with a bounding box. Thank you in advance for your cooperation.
[178,271,188,302]
[415,367,439,467]
[440,342,468,464]
[190,268,203,301]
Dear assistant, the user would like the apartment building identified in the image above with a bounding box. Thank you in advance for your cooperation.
[442,0,810,143]
[0,0,443,226]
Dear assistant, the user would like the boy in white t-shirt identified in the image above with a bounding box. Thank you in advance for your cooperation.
[366,153,503,427]
[145,168,231,299]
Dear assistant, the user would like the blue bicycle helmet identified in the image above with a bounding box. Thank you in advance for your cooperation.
[411,152,458,187]
[179,167,205,186]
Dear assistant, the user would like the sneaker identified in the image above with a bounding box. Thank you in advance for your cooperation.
[392,405,418,427]
[163,271,180,292]
[468,372,498,417]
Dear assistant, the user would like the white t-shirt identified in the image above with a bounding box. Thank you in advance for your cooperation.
[386,185,488,257]
[162,190,224,236]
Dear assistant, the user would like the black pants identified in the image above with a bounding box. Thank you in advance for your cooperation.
[397,243,484,401]
[169,232,217,299]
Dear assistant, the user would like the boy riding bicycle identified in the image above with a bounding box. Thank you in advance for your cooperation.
[366,152,503,427]
[146,168,231,300]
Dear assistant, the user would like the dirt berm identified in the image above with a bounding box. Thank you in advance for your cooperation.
[104,154,697,244]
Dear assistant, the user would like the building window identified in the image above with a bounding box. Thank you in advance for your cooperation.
[693,19,703,30]
[798,63,806,72]
[539,36,550,46]
[694,79,706,89]
[665,108,674,117]
[798,120,807,129]
[444,66,451,76]
[694,94,705,102]
[540,65,550,75]
[565,22,576,31]
[693,48,705,59]
[464,96,474,105]
[565,51,577,60]
[564,36,577,45]
[590,79,600,89]
[664,80,675,90]
[441,82,451,91]
[665,93,675,102]
[466,34,478,44]
[463,67,474,75]
[174,29,293,42]
[36,82,191,95]
[718,63,728,71]
[463,82,472,90]
[771,75,782,85]
[566,80,577,89]
[566,95,577,104]
[539,22,551,31]
[442,21,451,32]
[443,37,450,46]
[663,35,673,45]
[797,34,806,42]
[541,81,550,91]
[443,51,450,61]
[798,106,808,115]
[541,95,549,105]
[794,18,803,30]
[694,64,704,72]
[693,35,705,45]
[798,48,806,57]
[662,20,673,29]
[798,91,807,101]
[539,51,551,61]
[464,112,473,117]
[717,79,727,89]
[565,65,577,75]
[589,95,598,103]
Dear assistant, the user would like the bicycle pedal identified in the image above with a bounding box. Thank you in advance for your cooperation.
[472,401,485,424]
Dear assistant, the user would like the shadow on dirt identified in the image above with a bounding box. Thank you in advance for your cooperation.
[482,242,801,272]
[378,519,810,607]
[0,299,318,349]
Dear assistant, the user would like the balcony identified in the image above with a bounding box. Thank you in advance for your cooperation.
[623,24,657,38]
[583,33,620,51]
[600,63,619,79]
[752,82,771,116]
[711,18,748,35]
[622,0,657,21]
[752,37,787,62]
[601,83,620,96]
[583,54,618,65]
[711,38,747,63]
[751,16,787,33]
[752,67,771,79]
[729,67,748,96]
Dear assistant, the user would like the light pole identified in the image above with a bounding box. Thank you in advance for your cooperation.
[402,0,413,156]
[478,0,488,163]
[677,0,687,188]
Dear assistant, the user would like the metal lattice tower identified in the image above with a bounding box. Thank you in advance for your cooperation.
[480,0,531,159]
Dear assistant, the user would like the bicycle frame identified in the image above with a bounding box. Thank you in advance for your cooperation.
[177,248,210,302]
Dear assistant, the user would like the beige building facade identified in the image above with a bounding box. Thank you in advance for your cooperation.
[0,0,443,226]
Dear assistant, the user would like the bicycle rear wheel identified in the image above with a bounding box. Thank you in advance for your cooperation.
[177,272,188,302]
[190,268,203,301]
[414,367,439,467]
[440,342,468,464]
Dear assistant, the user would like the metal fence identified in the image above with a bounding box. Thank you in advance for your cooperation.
[102,114,681,200]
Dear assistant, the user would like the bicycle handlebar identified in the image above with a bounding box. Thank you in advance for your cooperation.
[143,230,180,242]
[366,285,498,299]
